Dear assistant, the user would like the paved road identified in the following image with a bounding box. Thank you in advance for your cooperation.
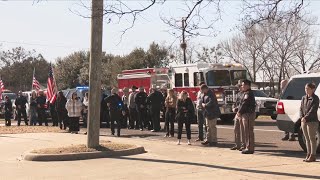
[94,117,304,159]
[0,116,304,159]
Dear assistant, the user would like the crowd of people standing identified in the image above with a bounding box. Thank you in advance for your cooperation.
[2,79,318,162]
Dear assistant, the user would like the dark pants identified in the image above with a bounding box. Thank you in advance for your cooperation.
[177,113,191,140]
[38,108,48,126]
[17,108,28,126]
[100,109,110,128]
[69,117,80,132]
[5,111,11,126]
[122,106,129,128]
[146,108,153,130]
[137,107,146,129]
[197,109,205,140]
[57,111,68,129]
[51,109,58,126]
[110,110,121,136]
[129,107,138,129]
[151,107,161,131]
[165,107,175,136]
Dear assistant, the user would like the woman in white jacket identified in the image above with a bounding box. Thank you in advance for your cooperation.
[65,92,83,134]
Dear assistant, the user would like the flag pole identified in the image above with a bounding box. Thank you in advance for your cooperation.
[32,67,35,91]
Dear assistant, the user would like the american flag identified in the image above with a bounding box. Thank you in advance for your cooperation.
[32,77,40,91]
[0,79,4,101]
[47,64,57,104]
[32,68,40,91]
[0,79,4,90]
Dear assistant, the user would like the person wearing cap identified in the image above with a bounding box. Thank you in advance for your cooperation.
[147,86,165,132]
[128,85,138,129]
[121,87,130,128]
[15,91,28,126]
[4,95,12,126]
[36,90,48,126]
[65,92,83,134]
[105,88,125,136]
[230,80,245,151]
[237,79,256,154]
[135,86,148,131]
[200,84,221,146]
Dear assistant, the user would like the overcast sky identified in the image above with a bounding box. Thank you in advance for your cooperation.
[0,0,319,62]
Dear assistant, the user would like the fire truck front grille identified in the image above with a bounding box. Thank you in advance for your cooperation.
[224,90,234,103]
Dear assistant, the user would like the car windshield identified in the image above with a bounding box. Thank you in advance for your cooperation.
[3,93,17,101]
[281,77,320,100]
[206,70,231,86]
[252,90,268,97]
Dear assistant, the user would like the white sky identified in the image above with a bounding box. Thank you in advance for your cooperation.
[0,0,319,63]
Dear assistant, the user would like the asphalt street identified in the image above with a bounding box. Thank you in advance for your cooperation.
[95,117,305,159]
[0,116,305,159]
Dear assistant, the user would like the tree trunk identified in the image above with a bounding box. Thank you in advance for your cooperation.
[87,0,103,148]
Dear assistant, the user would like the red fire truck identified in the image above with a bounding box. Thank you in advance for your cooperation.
[117,63,250,122]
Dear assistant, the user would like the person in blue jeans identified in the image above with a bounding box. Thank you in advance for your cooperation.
[29,91,38,126]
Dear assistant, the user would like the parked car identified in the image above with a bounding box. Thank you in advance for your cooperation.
[252,89,278,119]
[276,71,320,152]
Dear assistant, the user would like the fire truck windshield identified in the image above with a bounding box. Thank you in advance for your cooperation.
[230,70,248,85]
[206,70,248,86]
[206,70,230,86]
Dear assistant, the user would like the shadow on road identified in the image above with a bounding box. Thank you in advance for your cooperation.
[100,134,159,138]
[256,149,305,159]
[111,156,320,179]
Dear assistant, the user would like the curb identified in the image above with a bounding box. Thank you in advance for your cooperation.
[23,146,146,161]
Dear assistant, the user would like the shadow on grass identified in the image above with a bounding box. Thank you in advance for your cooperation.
[111,156,320,179]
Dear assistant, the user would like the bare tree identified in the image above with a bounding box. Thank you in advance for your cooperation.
[222,24,270,82]
[241,0,306,27]
[196,45,224,63]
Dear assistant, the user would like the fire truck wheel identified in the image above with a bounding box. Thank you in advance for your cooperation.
[220,114,235,124]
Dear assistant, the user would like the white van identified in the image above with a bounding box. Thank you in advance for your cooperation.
[276,72,320,152]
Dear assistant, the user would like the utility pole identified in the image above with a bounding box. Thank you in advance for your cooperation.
[87,0,103,148]
[181,18,187,64]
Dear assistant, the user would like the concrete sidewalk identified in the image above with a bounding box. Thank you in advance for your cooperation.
[0,132,319,180]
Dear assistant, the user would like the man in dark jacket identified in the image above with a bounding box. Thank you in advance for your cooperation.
[148,87,165,132]
[4,96,12,126]
[15,91,28,126]
[37,90,48,126]
[200,85,221,146]
[135,86,148,131]
[237,80,256,154]
[101,90,110,128]
[105,88,124,137]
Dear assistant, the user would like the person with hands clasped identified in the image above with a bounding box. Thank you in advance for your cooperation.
[200,84,221,147]
[176,91,194,145]
[300,83,319,163]
[236,80,256,154]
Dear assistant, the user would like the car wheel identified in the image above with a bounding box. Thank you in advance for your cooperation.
[298,126,320,153]
[271,115,277,120]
